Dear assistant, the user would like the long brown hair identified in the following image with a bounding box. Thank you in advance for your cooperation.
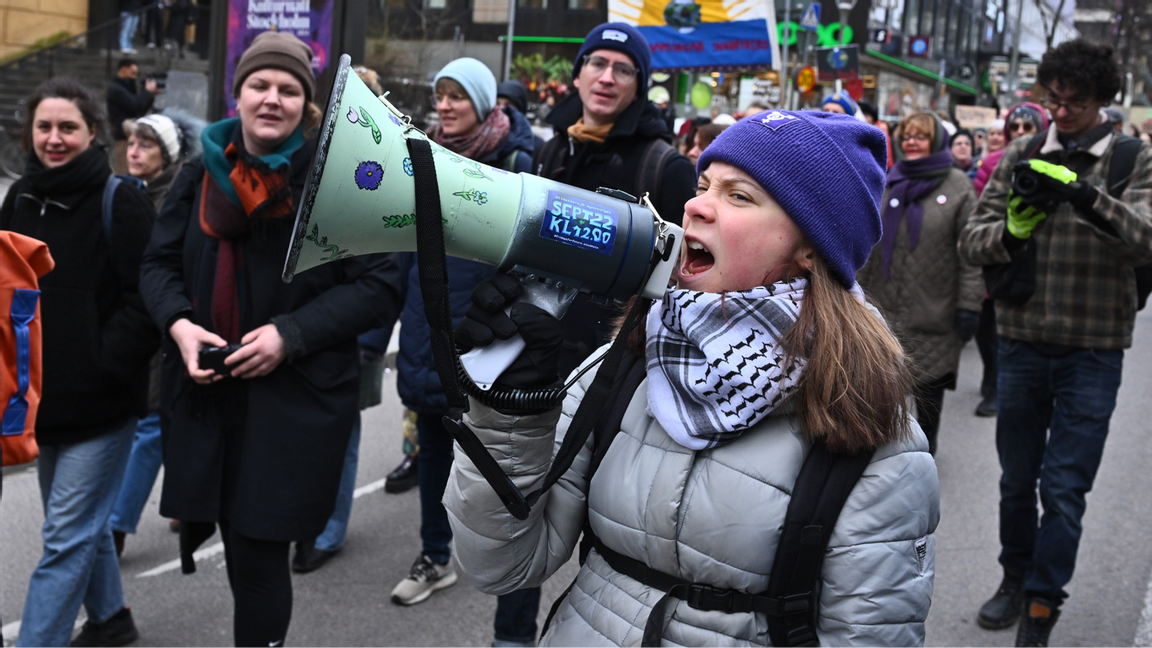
[780,257,912,453]
[619,256,912,454]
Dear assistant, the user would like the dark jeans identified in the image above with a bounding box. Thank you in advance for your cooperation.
[976,298,998,397]
[914,376,949,455]
[995,338,1123,602]
[417,413,541,643]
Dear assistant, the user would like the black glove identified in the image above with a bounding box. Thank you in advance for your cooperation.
[954,309,980,343]
[455,273,522,351]
[454,273,564,391]
[497,302,564,391]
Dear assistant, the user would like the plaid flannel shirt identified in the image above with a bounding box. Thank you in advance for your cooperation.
[959,124,1152,349]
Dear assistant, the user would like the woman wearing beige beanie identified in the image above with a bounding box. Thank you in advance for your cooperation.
[139,31,403,646]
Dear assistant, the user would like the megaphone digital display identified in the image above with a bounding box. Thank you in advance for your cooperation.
[284,55,682,387]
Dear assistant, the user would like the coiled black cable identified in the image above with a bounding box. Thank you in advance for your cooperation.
[455,347,609,413]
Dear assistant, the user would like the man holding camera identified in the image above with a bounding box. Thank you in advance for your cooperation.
[959,40,1152,647]
[107,58,159,174]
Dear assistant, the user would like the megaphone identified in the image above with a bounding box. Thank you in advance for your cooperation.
[284,55,682,388]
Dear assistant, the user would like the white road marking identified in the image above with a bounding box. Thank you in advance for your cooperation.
[3,616,86,647]
[1135,564,1152,646]
[134,478,388,578]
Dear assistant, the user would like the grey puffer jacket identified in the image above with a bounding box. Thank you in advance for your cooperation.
[445,347,941,646]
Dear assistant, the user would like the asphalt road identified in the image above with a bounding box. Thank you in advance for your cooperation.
[4,312,1152,647]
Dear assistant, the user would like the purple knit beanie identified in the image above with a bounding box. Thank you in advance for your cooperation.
[696,110,887,288]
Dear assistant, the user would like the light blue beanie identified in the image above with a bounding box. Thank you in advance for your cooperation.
[434,58,497,120]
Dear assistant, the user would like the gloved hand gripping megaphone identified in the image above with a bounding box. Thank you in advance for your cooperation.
[282,55,682,390]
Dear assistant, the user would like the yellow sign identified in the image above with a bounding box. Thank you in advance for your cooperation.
[797,66,816,93]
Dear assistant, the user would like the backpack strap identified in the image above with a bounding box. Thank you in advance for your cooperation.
[764,443,875,647]
[1106,133,1141,199]
[101,175,123,243]
[100,174,147,245]
[1105,134,1152,310]
[635,138,677,203]
[554,438,874,646]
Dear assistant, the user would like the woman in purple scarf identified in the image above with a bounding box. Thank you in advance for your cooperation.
[858,111,985,455]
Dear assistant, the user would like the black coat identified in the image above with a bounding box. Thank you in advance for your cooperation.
[535,95,697,376]
[0,147,159,445]
[536,93,695,227]
[139,137,404,542]
[107,77,156,141]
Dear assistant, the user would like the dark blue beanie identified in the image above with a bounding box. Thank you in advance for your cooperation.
[696,110,887,288]
[574,23,651,91]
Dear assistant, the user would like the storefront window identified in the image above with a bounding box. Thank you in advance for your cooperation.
[568,0,597,9]
[904,0,920,35]
[520,0,546,8]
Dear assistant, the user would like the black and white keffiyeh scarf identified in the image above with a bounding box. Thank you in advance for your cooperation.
[645,279,807,451]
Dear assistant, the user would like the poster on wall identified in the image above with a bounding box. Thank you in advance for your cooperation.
[607,0,781,71]
[225,0,334,115]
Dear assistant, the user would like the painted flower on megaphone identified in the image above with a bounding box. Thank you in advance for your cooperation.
[355,160,384,190]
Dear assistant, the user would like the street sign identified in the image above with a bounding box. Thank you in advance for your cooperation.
[816,45,861,82]
[800,3,821,31]
[908,35,930,57]
[870,28,890,44]
[797,66,816,93]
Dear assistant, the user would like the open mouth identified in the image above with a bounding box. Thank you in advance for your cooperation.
[682,240,715,276]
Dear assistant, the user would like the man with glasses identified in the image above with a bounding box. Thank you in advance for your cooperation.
[960,39,1152,647]
[534,22,695,375]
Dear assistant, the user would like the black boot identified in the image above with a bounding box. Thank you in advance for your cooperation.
[1015,597,1060,646]
[977,569,1025,629]
[385,455,418,493]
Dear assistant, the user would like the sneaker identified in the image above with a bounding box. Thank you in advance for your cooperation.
[1015,598,1061,646]
[385,455,418,494]
[390,554,457,605]
[71,607,138,647]
[975,394,998,417]
[977,569,1025,629]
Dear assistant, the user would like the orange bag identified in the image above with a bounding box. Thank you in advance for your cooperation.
[1,231,54,466]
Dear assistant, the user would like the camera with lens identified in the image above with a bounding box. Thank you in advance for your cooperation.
[1010,161,1059,212]
[143,72,168,90]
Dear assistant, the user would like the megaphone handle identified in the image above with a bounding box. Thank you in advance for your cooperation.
[460,334,526,391]
[460,280,579,390]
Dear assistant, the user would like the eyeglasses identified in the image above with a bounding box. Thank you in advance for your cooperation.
[900,133,929,143]
[430,91,471,108]
[582,55,638,84]
[1040,88,1094,113]
[1009,121,1036,133]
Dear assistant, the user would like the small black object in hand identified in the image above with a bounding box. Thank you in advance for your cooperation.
[198,344,245,376]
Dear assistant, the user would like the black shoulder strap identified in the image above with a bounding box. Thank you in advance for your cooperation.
[1023,131,1048,161]
[765,442,875,647]
[101,175,123,244]
[587,349,646,478]
[635,138,676,203]
[1107,134,1142,199]
[535,134,566,179]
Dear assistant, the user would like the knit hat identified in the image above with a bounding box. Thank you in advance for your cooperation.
[496,80,530,114]
[697,110,887,288]
[233,31,315,102]
[989,119,1005,132]
[434,58,498,120]
[125,114,181,166]
[1005,102,1049,140]
[574,23,651,91]
[952,127,974,147]
[822,91,863,121]
[1104,106,1124,126]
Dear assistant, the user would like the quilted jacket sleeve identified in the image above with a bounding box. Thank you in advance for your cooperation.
[444,351,604,595]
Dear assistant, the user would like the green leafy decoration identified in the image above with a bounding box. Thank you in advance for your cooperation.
[452,189,489,205]
[359,106,382,145]
[306,223,353,261]
[382,213,417,228]
[447,155,492,182]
